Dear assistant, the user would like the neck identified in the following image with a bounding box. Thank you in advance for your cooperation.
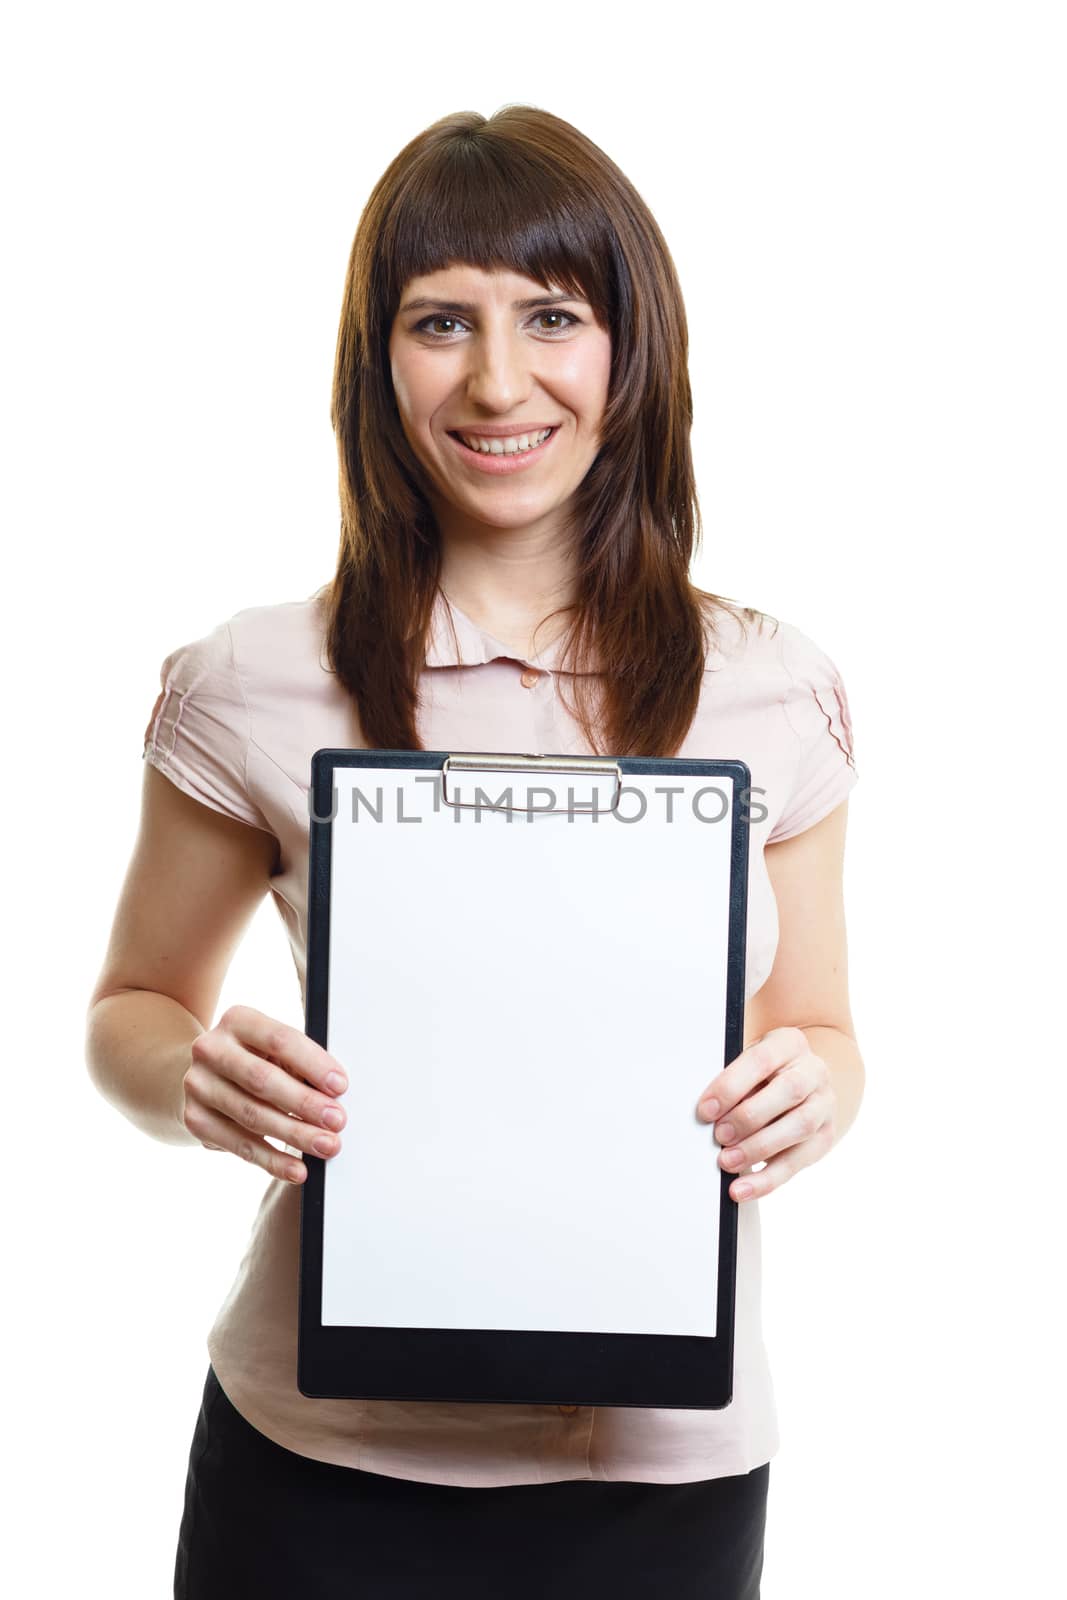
[434,526,579,651]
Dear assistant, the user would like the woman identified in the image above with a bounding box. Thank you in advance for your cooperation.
[86,106,863,1599]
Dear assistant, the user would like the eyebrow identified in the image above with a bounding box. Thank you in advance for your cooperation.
[399,291,587,315]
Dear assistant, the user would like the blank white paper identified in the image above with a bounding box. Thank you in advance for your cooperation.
[320,764,736,1337]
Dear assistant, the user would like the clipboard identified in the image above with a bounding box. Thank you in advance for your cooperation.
[298,749,751,1410]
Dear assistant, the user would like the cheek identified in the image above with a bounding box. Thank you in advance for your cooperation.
[392,357,453,434]
[389,345,430,415]
[389,365,414,417]
[557,340,612,424]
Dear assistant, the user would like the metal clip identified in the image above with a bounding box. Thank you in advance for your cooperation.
[440,753,622,815]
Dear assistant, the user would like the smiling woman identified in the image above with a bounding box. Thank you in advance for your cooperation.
[389,266,610,510]
[394,296,599,544]
[86,102,863,1600]
[323,106,729,749]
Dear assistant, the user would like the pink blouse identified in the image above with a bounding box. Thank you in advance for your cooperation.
[142,585,858,1485]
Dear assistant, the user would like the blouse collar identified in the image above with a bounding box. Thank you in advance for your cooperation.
[423,589,603,675]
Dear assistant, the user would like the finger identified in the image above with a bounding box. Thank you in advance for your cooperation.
[197,1020,348,1131]
[726,1149,794,1201]
[725,1159,762,1203]
[720,1110,834,1195]
[719,1091,832,1168]
[712,1058,823,1148]
[184,1096,306,1184]
[185,1060,344,1160]
[697,1027,807,1121]
[225,1005,348,1095]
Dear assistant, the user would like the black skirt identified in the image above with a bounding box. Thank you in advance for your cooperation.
[174,1365,769,1599]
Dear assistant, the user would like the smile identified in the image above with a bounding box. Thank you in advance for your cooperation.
[446,426,559,475]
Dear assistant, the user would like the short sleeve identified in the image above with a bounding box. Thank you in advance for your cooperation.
[768,621,859,843]
[142,618,271,832]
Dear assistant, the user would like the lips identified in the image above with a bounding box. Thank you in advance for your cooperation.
[445,423,561,475]
[448,426,557,453]
[447,423,560,439]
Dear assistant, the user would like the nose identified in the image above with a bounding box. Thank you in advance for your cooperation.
[462,323,533,414]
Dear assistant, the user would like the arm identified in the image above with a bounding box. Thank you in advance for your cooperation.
[745,797,864,1148]
[697,797,863,1198]
[84,761,279,1145]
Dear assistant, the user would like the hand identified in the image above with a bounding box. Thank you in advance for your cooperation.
[180,1004,348,1185]
[695,1026,835,1202]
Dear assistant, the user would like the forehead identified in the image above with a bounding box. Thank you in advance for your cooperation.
[401,264,572,300]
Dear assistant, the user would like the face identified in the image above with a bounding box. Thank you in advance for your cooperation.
[387,265,612,542]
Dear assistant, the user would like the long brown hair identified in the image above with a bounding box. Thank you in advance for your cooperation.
[324,104,761,756]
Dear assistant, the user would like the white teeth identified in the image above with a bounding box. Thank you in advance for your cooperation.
[457,428,553,455]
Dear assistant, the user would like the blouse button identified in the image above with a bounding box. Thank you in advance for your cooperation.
[519,669,540,688]
[558,1403,579,1416]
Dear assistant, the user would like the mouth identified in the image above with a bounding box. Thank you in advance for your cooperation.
[445,425,561,475]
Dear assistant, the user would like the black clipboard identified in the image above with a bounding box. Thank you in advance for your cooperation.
[298,750,750,1409]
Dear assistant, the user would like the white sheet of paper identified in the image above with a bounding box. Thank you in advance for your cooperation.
[320,765,735,1337]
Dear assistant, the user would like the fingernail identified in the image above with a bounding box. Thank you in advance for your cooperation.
[326,1071,347,1093]
[699,1099,720,1121]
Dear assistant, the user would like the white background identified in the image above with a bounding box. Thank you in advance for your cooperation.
[5,2,1063,1593]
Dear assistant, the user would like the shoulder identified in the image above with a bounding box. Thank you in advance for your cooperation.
[157,588,326,684]
[698,596,781,679]
[772,615,849,694]
[226,586,330,681]
[184,588,333,732]
[684,597,858,840]
[700,598,847,692]
[696,599,856,760]
[150,588,331,762]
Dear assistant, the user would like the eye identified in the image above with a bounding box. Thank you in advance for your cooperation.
[413,310,580,340]
[414,315,467,338]
[533,310,579,334]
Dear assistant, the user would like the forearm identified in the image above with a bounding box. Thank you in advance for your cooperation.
[800,1025,865,1147]
[85,989,204,1147]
